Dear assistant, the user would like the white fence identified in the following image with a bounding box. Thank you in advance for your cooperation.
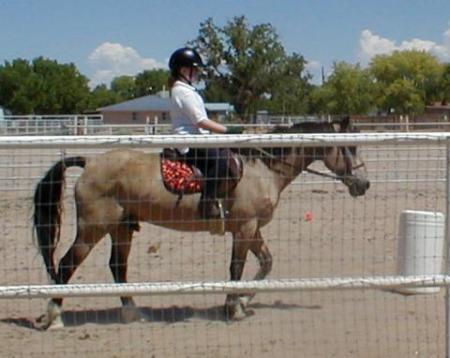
[0,132,449,357]
[2,114,450,136]
[0,114,103,135]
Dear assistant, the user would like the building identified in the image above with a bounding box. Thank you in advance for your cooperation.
[425,101,450,120]
[98,91,234,125]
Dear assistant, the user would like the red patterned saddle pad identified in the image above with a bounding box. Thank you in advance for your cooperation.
[161,159,203,194]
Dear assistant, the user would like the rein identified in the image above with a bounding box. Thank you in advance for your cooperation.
[306,147,366,180]
[254,146,366,181]
[305,167,344,180]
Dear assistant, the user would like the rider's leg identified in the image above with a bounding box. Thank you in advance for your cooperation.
[200,148,229,219]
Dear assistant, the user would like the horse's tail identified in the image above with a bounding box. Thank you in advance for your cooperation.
[33,156,86,282]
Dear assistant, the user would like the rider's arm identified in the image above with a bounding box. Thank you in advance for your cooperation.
[197,118,227,134]
[176,90,228,134]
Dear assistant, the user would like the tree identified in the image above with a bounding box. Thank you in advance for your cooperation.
[370,50,444,114]
[439,63,450,104]
[135,69,170,97]
[0,57,90,114]
[110,75,136,101]
[0,58,38,114]
[314,62,375,115]
[382,78,425,114]
[263,53,313,115]
[191,16,311,120]
[88,84,120,111]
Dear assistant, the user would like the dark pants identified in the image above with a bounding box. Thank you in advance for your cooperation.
[181,148,229,200]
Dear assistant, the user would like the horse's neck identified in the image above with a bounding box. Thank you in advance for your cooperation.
[259,152,307,192]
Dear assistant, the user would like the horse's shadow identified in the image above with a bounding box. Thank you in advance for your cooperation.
[1,300,321,331]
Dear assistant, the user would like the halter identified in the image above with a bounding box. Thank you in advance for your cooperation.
[254,146,366,181]
[305,147,366,181]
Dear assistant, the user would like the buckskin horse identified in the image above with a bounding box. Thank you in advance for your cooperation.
[33,116,370,329]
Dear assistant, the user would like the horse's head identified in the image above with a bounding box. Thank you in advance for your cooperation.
[275,117,370,197]
[321,116,370,197]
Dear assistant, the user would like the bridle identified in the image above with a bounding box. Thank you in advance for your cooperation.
[254,145,366,181]
[305,146,366,181]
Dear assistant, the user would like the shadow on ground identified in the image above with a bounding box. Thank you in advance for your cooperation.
[0,300,322,330]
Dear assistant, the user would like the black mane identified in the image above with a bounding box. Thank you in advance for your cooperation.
[270,121,335,134]
[236,121,335,160]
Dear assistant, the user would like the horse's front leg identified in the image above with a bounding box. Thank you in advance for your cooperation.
[225,220,257,320]
[237,229,273,308]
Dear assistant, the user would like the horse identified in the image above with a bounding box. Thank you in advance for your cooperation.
[33,116,370,329]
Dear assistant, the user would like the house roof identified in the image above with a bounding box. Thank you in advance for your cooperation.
[426,102,450,110]
[98,95,172,112]
[98,95,234,113]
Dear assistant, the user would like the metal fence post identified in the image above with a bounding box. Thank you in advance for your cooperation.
[446,139,450,358]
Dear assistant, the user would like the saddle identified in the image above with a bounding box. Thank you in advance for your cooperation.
[160,148,243,197]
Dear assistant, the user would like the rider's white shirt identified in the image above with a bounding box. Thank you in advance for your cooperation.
[170,80,209,154]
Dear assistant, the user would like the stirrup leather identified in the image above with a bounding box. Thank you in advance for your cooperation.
[208,199,226,236]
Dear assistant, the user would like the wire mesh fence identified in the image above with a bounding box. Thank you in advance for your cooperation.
[0,133,447,357]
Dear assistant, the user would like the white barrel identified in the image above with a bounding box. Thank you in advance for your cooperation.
[396,210,445,294]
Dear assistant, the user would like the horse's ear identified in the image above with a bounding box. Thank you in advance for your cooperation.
[341,116,350,130]
[331,116,351,132]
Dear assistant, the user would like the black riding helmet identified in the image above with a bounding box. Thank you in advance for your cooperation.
[169,47,205,77]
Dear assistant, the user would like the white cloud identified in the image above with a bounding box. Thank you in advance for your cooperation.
[305,59,324,84]
[358,28,450,64]
[305,59,321,72]
[88,42,165,87]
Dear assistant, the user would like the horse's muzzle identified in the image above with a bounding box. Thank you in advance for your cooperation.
[342,174,370,197]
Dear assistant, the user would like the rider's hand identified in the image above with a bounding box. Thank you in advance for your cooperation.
[225,126,244,134]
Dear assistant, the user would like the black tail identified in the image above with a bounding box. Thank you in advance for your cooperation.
[33,156,86,282]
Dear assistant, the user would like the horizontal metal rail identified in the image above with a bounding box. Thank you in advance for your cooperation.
[0,275,447,299]
[1,132,450,149]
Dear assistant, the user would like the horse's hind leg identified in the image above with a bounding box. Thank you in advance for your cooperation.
[38,196,122,330]
[39,227,106,330]
[109,216,144,323]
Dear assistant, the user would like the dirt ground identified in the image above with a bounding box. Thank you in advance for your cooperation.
[0,144,446,358]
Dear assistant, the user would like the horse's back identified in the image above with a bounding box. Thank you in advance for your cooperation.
[78,149,162,200]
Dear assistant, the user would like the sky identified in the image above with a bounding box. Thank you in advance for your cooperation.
[1,0,450,87]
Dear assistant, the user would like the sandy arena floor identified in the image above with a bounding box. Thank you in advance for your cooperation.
[0,144,446,357]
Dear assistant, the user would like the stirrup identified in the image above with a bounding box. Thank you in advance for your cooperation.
[208,200,226,236]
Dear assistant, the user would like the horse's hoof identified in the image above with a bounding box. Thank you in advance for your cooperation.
[46,316,64,330]
[35,301,64,330]
[121,304,147,323]
[35,312,64,330]
[224,296,250,321]
[224,303,247,321]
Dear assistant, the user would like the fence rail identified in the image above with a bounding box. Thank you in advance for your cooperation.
[0,132,449,357]
[1,275,448,299]
[1,113,450,135]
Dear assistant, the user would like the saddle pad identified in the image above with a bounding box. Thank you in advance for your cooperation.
[161,159,203,194]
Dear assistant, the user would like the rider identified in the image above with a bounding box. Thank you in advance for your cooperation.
[168,47,243,219]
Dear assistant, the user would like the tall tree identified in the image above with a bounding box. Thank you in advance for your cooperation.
[439,63,450,104]
[0,57,90,114]
[370,50,444,114]
[316,62,375,115]
[191,16,311,120]
[264,53,313,115]
[135,69,170,97]
[88,84,120,111]
[0,58,38,114]
[110,75,136,101]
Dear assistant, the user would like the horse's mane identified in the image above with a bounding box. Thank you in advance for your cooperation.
[235,121,335,160]
[270,121,335,134]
